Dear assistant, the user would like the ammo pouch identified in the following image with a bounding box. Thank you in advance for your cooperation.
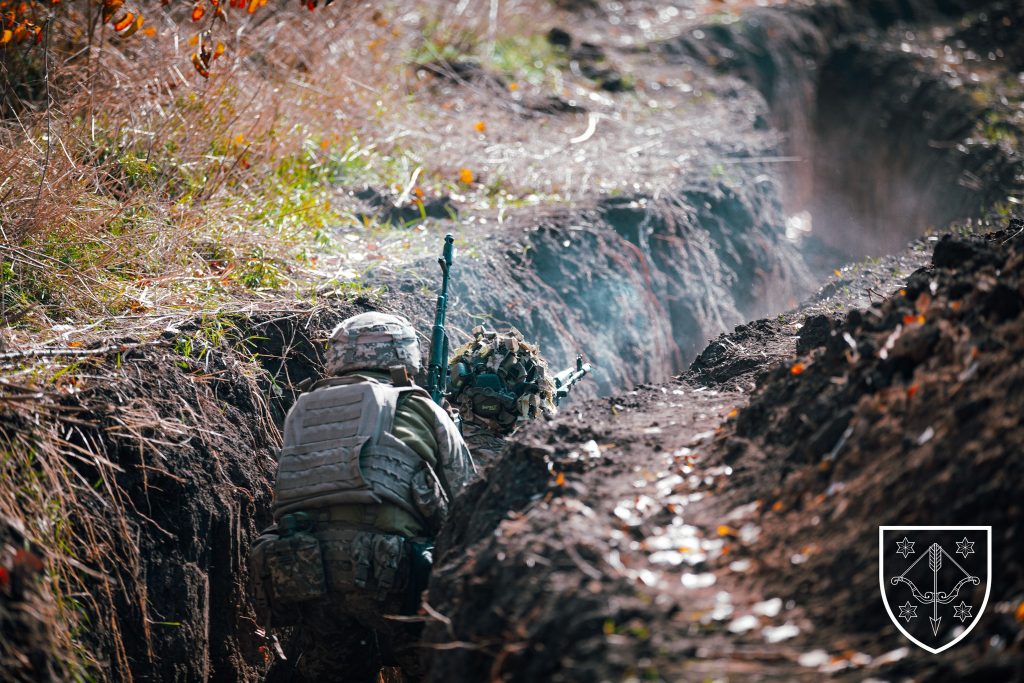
[319,528,411,603]
[248,522,327,628]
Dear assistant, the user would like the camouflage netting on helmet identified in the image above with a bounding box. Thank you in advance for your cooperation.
[326,312,421,377]
[448,327,556,435]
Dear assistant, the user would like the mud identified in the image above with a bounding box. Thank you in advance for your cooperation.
[717,223,1024,679]
[421,218,1024,682]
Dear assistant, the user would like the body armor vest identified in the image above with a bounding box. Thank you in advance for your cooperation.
[274,377,430,523]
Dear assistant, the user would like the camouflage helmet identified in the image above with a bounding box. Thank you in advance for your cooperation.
[448,326,556,435]
[326,312,421,376]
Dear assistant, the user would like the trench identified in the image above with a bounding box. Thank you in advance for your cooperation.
[430,1,1017,400]
[42,2,1022,681]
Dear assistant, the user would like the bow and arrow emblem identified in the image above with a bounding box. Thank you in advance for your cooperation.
[890,540,980,635]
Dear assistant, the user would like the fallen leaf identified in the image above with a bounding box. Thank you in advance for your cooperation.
[790,362,806,376]
[555,472,565,487]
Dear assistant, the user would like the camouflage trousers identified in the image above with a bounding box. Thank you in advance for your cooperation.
[266,605,425,683]
[257,523,433,682]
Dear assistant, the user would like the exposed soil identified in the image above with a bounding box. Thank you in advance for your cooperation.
[422,220,1024,683]
[3,0,1023,681]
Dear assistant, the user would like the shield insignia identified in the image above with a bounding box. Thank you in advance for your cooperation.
[879,526,991,653]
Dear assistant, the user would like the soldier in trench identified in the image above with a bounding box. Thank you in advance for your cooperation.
[446,326,559,467]
[247,312,475,682]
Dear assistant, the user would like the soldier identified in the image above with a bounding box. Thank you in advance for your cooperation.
[446,326,558,467]
[248,312,475,682]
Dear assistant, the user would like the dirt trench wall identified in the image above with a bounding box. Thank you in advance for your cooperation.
[659,0,1017,260]
[430,177,812,395]
[0,302,375,683]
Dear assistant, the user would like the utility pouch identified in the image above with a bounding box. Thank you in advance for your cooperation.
[248,528,318,628]
[263,515,327,606]
[352,531,408,601]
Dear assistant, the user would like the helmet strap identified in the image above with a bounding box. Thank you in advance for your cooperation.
[389,365,412,387]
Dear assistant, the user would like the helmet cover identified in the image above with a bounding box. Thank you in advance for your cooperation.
[448,326,556,434]
[326,312,421,376]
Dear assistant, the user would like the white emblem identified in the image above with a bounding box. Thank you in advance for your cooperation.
[879,526,991,654]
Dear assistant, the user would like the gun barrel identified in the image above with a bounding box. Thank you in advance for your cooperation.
[553,354,592,404]
[426,234,455,405]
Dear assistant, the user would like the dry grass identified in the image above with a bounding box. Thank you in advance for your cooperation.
[0,0,570,341]
[1,2,586,678]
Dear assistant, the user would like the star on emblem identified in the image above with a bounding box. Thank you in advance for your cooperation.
[896,537,915,558]
[898,601,918,621]
[953,601,973,623]
[955,537,975,558]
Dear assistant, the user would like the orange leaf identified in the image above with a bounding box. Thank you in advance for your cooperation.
[1015,601,1024,623]
[474,120,486,133]
[112,11,133,32]
[0,29,10,44]
[458,167,474,184]
[508,81,519,91]
[555,472,565,487]
[191,51,210,78]
[142,26,156,36]
[188,34,199,46]
[790,362,805,376]
[191,4,204,21]
[726,408,738,418]
[118,14,144,38]
[246,0,258,13]
[213,41,225,58]
[717,524,737,537]
[902,314,925,326]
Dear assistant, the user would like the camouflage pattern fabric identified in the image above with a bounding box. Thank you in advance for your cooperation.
[448,326,556,437]
[251,347,474,681]
[325,312,421,377]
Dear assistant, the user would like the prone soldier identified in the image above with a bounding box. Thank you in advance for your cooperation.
[447,326,590,466]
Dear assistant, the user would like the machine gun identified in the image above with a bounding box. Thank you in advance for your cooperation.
[552,354,592,406]
[425,233,455,405]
